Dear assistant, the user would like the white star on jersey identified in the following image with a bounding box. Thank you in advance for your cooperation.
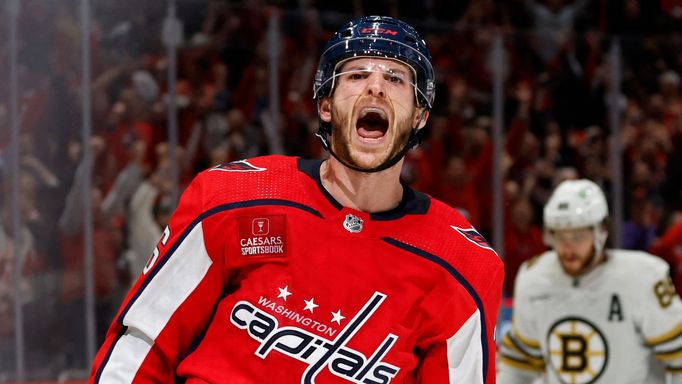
[303,298,318,313]
[277,286,292,301]
[331,310,345,325]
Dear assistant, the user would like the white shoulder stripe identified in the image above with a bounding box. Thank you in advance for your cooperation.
[123,222,213,339]
[98,328,153,383]
[447,310,484,384]
[100,222,213,382]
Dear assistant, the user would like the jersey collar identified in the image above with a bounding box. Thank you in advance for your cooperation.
[297,158,430,220]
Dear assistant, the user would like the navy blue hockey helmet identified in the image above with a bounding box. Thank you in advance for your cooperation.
[313,16,435,110]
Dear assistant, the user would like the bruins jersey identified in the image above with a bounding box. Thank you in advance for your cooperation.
[498,249,682,384]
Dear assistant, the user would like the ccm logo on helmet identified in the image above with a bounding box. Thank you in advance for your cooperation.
[360,27,398,36]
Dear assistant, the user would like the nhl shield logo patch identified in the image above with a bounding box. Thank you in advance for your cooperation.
[343,214,363,233]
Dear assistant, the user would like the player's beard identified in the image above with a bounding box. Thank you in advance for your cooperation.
[329,100,413,170]
[559,247,598,277]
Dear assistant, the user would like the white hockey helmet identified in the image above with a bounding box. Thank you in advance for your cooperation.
[543,179,609,254]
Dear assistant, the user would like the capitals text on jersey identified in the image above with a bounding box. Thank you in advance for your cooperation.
[230,291,400,384]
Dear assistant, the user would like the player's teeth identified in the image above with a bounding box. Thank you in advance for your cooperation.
[360,107,386,118]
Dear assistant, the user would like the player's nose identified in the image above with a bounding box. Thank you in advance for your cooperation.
[365,73,385,98]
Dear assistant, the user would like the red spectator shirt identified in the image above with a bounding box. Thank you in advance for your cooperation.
[650,221,682,295]
[91,155,503,384]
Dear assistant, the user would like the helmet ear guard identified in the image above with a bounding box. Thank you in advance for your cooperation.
[594,222,608,254]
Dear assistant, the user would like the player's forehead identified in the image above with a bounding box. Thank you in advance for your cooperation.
[339,57,412,77]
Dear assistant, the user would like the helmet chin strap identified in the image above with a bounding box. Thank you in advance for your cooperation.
[589,226,609,265]
[315,110,427,174]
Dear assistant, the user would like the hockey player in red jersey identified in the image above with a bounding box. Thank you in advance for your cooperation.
[91,16,504,383]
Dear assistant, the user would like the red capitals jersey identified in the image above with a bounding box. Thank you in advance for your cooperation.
[91,156,504,384]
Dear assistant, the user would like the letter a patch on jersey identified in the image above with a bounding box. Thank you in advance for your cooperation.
[210,160,266,172]
[451,226,495,252]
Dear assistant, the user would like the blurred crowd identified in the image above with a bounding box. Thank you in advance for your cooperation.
[1,0,682,377]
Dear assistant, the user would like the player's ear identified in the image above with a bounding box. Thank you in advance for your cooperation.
[319,98,332,123]
[413,108,429,129]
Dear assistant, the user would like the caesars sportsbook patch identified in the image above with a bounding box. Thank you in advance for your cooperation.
[237,215,286,257]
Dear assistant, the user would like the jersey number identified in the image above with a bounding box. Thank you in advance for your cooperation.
[653,277,676,309]
[143,226,171,275]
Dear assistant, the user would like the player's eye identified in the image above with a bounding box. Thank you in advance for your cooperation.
[346,71,366,80]
[385,74,403,84]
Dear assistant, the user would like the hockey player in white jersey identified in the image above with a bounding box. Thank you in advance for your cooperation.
[498,179,682,384]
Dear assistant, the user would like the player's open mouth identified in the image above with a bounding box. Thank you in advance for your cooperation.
[356,107,389,141]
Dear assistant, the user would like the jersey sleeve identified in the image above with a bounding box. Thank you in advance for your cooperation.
[415,250,504,384]
[90,172,227,383]
[497,261,545,383]
[638,257,682,379]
